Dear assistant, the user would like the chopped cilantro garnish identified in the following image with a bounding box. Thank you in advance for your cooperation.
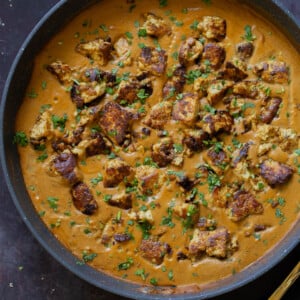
[13,131,28,147]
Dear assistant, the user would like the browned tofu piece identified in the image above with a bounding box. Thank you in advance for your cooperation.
[219,59,248,82]
[207,80,234,104]
[204,147,230,175]
[138,47,167,76]
[81,68,117,86]
[228,190,263,221]
[179,37,204,66]
[163,65,186,100]
[115,79,140,104]
[30,111,53,147]
[253,61,289,84]
[71,182,98,215]
[202,43,226,69]
[189,228,230,258]
[172,93,199,126]
[135,165,162,195]
[139,237,171,265]
[114,36,131,62]
[197,16,227,41]
[70,81,106,108]
[113,233,132,243]
[143,101,172,129]
[151,138,175,167]
[236,42,254,60]
[85,132,111,157]
[260,160,293,187]
[47,61,74,85]
[232,142,252,166]
[196,217,217,231]
[212,184,235,208]
[75,38,112,66]
[260,97,282,124]
[104,157,134,188]
[107,191,132,209]
[98,102,134,145]
[182,129,209,152]
[173,203,199,225]
[202,110,233,135]
[142,12,171,37]
[53,151,82,186]
[232,80,260,99]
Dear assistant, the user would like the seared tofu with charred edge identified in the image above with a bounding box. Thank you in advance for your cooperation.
[139,237,172,265]
[107,191,133,209]
[47,61,74,85]
[260,97,282,124]
[202,43,226,70]
[260,160,293,187]
[197,16,227,41]
[151,138,175,167]
[207,80,234,104]
[53,151,82,186]
[189,227,231,259]
[253,61,289,84]
[203,147,230,175]
[172,93,199,126]
[202,110,233,135]
[138,47,167,76]
[228,190,263,222]
[30,111,53,147]
[142,12,171,37]
[231,142,252,166]
[218,59,248,82]
[71,81,106,108]
[143,101,173,129]
[182,129,209,153]
[163,65,186,100]
[85,132,111,157]
[98,102,135,145]
[71,182,98,215]
[75,37,112,66]
[236,42,254,60]
[81,68,117,86]
[179,37,203,66]
[104,157,134,188]
[173,203,199,224]
[232,80,262,99]
[196,217,217,231]
[135,165,163,196]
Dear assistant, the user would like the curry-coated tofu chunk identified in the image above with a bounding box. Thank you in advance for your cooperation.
[253,61,289,84]
[232,80,260,99]
[143,101,172,129]
[260,97,282,124]
[172,93,199,126]
[202,43,226,69]
[197,16,226,41]
[107,191,133,209]
[47,61,74,85]
[219,58,248,81]
[71,182,98,215]
[142,12,171,37]
[207,80,234,104]
[30,111,53,147]
[135,165,162,195]
[179,37,203,66]
[260,159,293,187]
[151,138,175,167]
[115,79,140,104]
[71,81,106,108]
[104,157,134,187]
[98,102,134,145]
[75,37,112,66]
[189,228,230,258]
[139,237,171,265]
[162,65,186,99]
[228,190,263,222]
[202,110,233,135]
[236,42,254,60]
[203,147,230,175]
[182,129,209,152]
[138,46,167,76]
[173,203,199,225]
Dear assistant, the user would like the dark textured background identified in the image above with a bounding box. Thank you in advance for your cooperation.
[0,1,299,299]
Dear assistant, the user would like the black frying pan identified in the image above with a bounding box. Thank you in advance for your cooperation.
[1,1,299,299]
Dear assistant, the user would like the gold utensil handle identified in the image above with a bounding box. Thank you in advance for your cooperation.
[269,261,300,300]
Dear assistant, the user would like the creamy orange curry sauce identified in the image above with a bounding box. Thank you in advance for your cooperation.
[15,0,300,292]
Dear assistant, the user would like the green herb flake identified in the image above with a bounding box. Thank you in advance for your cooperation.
[168,270,174,281]
[150,277,158,285]
[82,251,97,262]
[103,194,112,202]
[39,211,46,217]
[190,20,199,30]
[173,143,183,153]
[159,0,168,7]
[40,104,52,113]
[138,28,147,37]
[90,173,103,187]
[135,268,148,280]
[41,81,47,90]
[99,24,109,32]
[27,89,38,99]
[37,152,48,162]
[125,31,133,39]
[13,131,28,147]
[51,114,68,131]
[47,196,59,212]
[243,25,256,42]
[185,69,202,84]
[118,257,134,270]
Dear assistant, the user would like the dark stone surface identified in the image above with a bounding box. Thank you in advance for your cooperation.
[0,1,299,299]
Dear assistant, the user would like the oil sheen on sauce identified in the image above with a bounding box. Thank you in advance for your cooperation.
[15,0,300,291]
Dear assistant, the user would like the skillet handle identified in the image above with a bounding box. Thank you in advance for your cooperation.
[268,261,300,300]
